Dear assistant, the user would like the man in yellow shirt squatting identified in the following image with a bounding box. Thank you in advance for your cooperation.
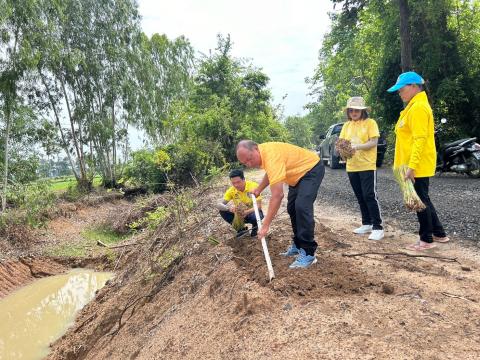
[216,169,264,238]
[236,140,325,269]
[387,71,449,251]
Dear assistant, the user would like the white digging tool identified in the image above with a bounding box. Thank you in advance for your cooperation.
[251,194,275,281]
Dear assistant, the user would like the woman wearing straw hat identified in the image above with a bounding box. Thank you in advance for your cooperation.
[339,97,384,241]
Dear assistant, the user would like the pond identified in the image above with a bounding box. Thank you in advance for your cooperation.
[0,269,113,360]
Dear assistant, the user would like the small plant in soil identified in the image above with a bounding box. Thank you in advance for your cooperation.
[156,247,182,270]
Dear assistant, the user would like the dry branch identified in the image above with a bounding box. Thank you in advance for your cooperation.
[109,242,139,249]
[441,292,476,302]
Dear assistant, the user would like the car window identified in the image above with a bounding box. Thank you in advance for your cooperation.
[332,124,343,135]
[325,126,334,137]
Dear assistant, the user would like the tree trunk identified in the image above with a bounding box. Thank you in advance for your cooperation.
[59,74,87,181]
[39,71,80,180]
[1,105,12,212]
[111,104,116,187]
[399,0,412,71]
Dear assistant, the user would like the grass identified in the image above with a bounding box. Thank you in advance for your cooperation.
[45,224,131,258]
[47,175,103,192]
[81,226,130,246]
[46,242,91,258]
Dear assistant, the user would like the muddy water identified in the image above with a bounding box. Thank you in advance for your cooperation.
[0,269,113,360]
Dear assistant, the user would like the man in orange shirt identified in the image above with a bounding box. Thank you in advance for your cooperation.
[236,140,324,268]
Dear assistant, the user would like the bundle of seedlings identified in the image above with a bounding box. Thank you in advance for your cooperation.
[232,201,247,231]
[393,165,426,212]
[335,138,356,160]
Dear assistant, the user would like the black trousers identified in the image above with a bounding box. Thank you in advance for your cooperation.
[413,177,446,243]
[219,210,263,230]
[347,170,383,230]
[287,161,325,256]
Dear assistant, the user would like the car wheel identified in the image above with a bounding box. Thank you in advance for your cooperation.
[376,153,385,168]
[330,150,341,169]
[319,149,328,165]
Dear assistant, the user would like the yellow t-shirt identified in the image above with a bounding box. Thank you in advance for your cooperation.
[394,91,436,177]
[223,180,261,207]
[339,118,380,172]
[258,142,320,186]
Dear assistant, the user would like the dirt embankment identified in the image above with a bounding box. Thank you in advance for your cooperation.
[44,175,480,360]
[0,194,134,299]
[0,258,67,298]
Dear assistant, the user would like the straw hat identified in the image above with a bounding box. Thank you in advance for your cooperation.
[345,96,370,110]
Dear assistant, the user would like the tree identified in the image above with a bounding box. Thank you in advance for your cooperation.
[184,34,287,162]
[310,0,480,140]
[284,115,314,148]
[124,33,194,145]
[0,0,40,211]
[398,0,412,71]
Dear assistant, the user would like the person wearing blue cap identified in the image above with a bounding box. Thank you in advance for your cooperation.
[387,71,449,251]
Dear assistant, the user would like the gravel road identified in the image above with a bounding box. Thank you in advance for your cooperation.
[316,166,480,242]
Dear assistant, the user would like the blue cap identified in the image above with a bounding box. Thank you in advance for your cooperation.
[387,71,425,92]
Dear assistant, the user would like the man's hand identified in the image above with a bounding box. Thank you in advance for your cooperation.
[228,204,236,213]
[405,167,416,182]
[250,188,261,198]
[257,223,269,239]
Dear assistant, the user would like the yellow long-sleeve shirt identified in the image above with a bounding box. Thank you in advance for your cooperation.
[393,91,436,177]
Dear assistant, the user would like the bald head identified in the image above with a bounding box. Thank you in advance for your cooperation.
[236,140,258,151]
[236,140,261,168]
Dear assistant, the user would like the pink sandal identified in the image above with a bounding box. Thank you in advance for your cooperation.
[405,241,437,251]
[433,236,450,243]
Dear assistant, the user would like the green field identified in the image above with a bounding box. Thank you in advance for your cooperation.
[48,175,103,192]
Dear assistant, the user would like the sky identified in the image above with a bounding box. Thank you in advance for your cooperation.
[137,0,334,117]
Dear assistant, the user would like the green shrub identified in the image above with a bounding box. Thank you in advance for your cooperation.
[6,180,56,228]
[166,139,226,185]
[62,182,88,202]
[129,206,169,231]
[122,149,172,193]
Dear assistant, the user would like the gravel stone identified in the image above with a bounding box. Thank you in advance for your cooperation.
[317,167,480,242]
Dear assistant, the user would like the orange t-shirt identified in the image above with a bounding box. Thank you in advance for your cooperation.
[258,142,320,186]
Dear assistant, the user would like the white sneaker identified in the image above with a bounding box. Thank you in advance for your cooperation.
[368,229,384,241]
[353,225,373,234]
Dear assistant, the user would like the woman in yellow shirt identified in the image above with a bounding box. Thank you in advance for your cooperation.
[387,71,448,251]
[339,97,384,241]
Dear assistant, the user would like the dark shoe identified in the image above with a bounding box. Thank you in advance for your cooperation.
[236,228,249,239]
[250,227,258,237]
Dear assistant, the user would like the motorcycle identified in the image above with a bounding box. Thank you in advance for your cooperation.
[436,118,480,178]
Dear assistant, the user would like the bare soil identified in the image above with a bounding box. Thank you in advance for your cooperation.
[39,172,480,360]
[0,257,67,298]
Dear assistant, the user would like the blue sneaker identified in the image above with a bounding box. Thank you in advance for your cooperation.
[289,249,317,269]
[280,243,300,257]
